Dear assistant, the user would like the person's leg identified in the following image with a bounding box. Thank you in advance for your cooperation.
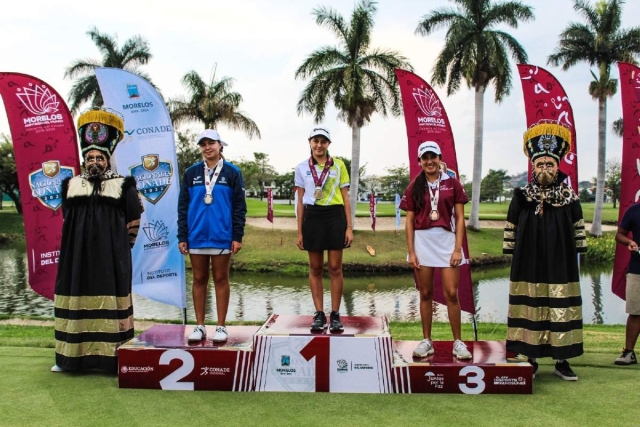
[415,267,435,339]
[210,254,232,326]
[626,314,640,351]
[189,254,210,326]
[326,249,344,312]
[441,266,461,341]
[308,251,325,311]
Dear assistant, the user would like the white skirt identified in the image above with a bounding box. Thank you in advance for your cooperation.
[189,248,231,255]
[412,227,468,268]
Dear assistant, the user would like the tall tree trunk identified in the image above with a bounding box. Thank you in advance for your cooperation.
[590,97,606,236]
[348,125,361,229]
[467,86,485,231]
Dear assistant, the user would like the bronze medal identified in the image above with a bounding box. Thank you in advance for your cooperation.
[429,210,440,221]
[314,187,323,200]
[204,194,213,205]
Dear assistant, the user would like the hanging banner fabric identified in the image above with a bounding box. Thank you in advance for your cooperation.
[612,62,640,300]
[394,68,475,314]
[267,188,273,223]
[369,193,376,231]
[517,64,579,188]
[95,67,186,309]
[0,72,80,300]
[395,193,401,231]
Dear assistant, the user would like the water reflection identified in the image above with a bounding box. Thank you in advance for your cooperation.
[0,245,627,325]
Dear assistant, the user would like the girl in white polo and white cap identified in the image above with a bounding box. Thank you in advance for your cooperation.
[399,141,471,360]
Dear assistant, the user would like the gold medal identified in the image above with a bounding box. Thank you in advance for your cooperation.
[314,187,323,200]
[204,194,213,205]
[429,210,440,221]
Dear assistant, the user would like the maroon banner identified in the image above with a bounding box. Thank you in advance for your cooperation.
[267,188,273,223]
[369,193,376,231]
[612,63,640,300]
[0,73,80,300]
[518,64,579,188]
[395,68,475,314]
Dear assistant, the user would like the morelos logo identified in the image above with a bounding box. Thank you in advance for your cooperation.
[281,355,290,367]
[413,86,446,127]
[29,161,74,210]
[143,220,169,242]
[16,84,64,128]
[130,155,173,204]
[127,84,140,99]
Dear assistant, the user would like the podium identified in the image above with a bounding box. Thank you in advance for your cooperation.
[118,315,532,394]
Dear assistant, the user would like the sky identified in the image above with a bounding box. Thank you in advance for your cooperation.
[1,0,639,182]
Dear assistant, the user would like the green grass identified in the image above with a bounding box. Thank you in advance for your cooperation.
[0,322,636,426]
[463,201,620,224]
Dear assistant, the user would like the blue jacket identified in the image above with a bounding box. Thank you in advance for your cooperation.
[177,160,246,249]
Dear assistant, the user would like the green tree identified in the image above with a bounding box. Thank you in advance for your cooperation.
[379,165,409,196]
[605,158,621,208]
[416,0,534,230]
[273,170,296,204]
[548,0,640,235]
[295,0,412,226]
[169,68,261,138]
[175,129,202,178]
[480,169,510,202]
[234,157,260,196]
[612,117,623,137]
[335,156,368,197]
[0,136,21,214]
[579,187,592,203]
[253,152,277,201]
[64,27,154,114]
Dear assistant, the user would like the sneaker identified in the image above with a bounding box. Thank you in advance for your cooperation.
[212,326,228,343]
[615,349,637,366]
[452,339,472,360]
[554,360,578,381]
[51,364,64,373]
[413,338,435,358]
[329,311,344,332]
[310,311,327,331]
[188,325,206,342]
[528,358,539,378]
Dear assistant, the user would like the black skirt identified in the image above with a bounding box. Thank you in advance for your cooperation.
[302,204,347,251]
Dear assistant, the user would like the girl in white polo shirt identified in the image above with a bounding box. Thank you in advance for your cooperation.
[400,141,471,360]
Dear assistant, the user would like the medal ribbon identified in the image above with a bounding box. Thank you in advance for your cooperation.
[428,175,440,217]
[204,159,224,199]
[308,156,333,190]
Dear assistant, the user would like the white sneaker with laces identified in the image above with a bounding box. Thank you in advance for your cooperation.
[453,339,472,360]
[212,326,228,343]
[51,364,64,372]
[413,338,435,357]
[188,325,206,342]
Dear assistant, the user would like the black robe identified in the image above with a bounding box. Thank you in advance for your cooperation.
[54,174,141,373]
[503,176,586,360]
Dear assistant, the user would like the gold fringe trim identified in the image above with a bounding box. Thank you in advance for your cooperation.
[509,304,582,323]
[55,340,118,358]
[510,281,581,298]
[504,230,515,240]
[78,110,125,136]
[54,295,132,311]
[523,123,572,149]
[503,241,515,250]
[55,316,134,334]
[507,327,583,347]
[505,221,516,230]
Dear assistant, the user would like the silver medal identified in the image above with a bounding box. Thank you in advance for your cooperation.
[204,194,213,205]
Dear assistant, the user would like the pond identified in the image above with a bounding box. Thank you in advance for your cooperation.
[0,245,626,325]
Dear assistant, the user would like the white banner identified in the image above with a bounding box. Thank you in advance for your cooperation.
[95,67,186,308]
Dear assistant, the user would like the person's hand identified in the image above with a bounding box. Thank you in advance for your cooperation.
[344,228,353,248]
[629,240,639,253]
[296,233,304,250]
[408,252,420,269]
[450,250,462,267]
[231,241,243,254]
[179,242,188,255]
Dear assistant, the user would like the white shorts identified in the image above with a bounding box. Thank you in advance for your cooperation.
[411,227,468,268]
[626,273,640,315]
[189,248,231,255]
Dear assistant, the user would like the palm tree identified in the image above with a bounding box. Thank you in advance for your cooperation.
[548,0,640,236]
[168,69,260,139]
[65,27,154,114]
[416,0,534,231]
[612,117,623,137]
[295,0,412,225]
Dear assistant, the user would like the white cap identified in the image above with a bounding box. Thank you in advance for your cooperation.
[197,129,228,146]
[309,126,331,141]
[417,141,441,158]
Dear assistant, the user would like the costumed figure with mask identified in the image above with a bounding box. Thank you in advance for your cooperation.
[52,108,142,373]
[503,120,586,381]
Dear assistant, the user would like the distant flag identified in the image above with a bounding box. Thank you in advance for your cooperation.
[267,188,274,223]
[369,193,376,231]
[395,193,401,231]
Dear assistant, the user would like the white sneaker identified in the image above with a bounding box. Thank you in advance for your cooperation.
[453,339,472,360]
[212,326,228,343]
[413,338,435,357]
[51,364,64,372]
[188,325,206,342]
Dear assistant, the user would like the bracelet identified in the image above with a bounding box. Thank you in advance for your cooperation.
[347,225,353,228]
[454,249,461,253]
